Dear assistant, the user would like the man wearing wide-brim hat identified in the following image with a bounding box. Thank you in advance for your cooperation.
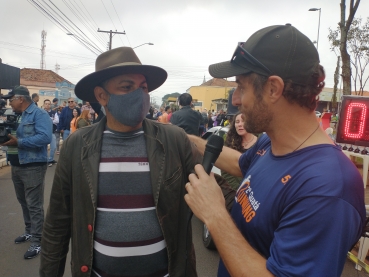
[40,47,199,277]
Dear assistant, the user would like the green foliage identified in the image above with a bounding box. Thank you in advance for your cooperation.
[161,92,181,106]
[328,17,369,95]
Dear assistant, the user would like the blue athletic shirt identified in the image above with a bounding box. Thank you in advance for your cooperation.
[218,134,366,277]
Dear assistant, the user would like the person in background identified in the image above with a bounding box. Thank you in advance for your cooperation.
[51,98,59,111]
[170,93,202,136]
[59,97,79,140]
[167,106,173,121]
[158,105,171,123]
[221,112,257,190]
[207,110,214,129]
[76,110,91,129]
[55,106,63,155]
[216,109,226,126]
[146,106,154,120]
[43,99,58,166]
[1,86,52,259]
[31,93,39,107]
[156,106,164,120]
[81,101,96,123]
[70,108,81,134]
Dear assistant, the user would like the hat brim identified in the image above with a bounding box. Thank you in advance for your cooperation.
[1,94,12,99]
[209,61,252,79]
[75,64,167,102]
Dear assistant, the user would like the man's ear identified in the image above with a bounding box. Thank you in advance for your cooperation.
[94,86,109,106]
[267,76,284,103]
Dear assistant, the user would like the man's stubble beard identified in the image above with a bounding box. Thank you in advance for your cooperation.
[243,98,273,134]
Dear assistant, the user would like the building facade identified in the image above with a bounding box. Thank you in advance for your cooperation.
[186,78,237,112]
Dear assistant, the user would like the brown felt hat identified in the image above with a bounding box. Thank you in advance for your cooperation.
[75,47,167,102]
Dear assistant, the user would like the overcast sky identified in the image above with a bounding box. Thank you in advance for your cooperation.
[1,0,368,103]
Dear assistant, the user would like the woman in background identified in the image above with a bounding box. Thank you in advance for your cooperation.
[76,110,91,129]
[222,112,258,190]
[207,110,214,129]
[70,108,81,134]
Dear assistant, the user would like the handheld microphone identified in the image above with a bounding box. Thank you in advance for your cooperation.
[202,135,224,174]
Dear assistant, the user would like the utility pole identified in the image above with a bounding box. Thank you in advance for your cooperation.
[40,30,47,70]
[97,29,126,50]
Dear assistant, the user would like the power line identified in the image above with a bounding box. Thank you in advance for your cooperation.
[110,0,131,47]
[53,0,103,53]
[27,0,101,55]
[0,41,95,60]
[71,0,108,46]
[100,0,125,46]
[77,0,108,43]
[62,0,107,49]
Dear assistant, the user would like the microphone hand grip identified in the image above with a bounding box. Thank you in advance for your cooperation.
[202,135,224,174]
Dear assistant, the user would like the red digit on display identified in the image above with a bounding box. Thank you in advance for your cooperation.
[344,102,367,139]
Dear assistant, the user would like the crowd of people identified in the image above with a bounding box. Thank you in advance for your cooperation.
[0,23,366,277]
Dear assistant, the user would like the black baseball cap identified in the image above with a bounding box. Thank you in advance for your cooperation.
[1,85,30,99]
[209,24,320,86]
[52,97,58,102]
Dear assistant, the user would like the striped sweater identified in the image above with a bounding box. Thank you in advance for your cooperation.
[92,128,168,277]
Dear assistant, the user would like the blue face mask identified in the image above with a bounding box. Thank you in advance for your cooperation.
[104,87,150,127]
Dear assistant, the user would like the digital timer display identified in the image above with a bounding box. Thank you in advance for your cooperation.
[336,96,369,146]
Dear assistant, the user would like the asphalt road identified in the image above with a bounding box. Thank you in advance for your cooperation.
[0,157,219,277]
[0,153,368,277]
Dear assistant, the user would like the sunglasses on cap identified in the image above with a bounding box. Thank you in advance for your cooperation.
[231,42,271,76]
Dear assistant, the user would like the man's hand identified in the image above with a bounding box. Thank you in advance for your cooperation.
[60,130,64,134]
[184,164,226,225]
[1,134,18,146]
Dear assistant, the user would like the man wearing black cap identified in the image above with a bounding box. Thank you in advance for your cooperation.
[40,47,199,277]
[185,24,365,276]
[1,86,52,259]
[51,97,59,110]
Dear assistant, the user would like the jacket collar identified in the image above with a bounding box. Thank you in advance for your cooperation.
[81,117,160,145]
[23,102,37,114]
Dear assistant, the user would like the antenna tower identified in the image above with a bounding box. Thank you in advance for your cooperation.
[40,30,47,69]
[55,62,60,74]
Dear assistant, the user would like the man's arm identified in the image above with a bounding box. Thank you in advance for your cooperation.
[185,165,274,277]
[187,134,242,177]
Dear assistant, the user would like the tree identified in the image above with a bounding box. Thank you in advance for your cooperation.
[332,56,340,111]
[329,16,369,95]
[328,0,361,95]
[161,92,181,107]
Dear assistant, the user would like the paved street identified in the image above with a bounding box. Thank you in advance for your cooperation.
[0,155,219,277]
[0,151,368,276]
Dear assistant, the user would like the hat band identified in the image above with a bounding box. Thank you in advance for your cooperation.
[100,62,143,70]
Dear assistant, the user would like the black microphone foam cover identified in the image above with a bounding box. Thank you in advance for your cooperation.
[202,135,224,174]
